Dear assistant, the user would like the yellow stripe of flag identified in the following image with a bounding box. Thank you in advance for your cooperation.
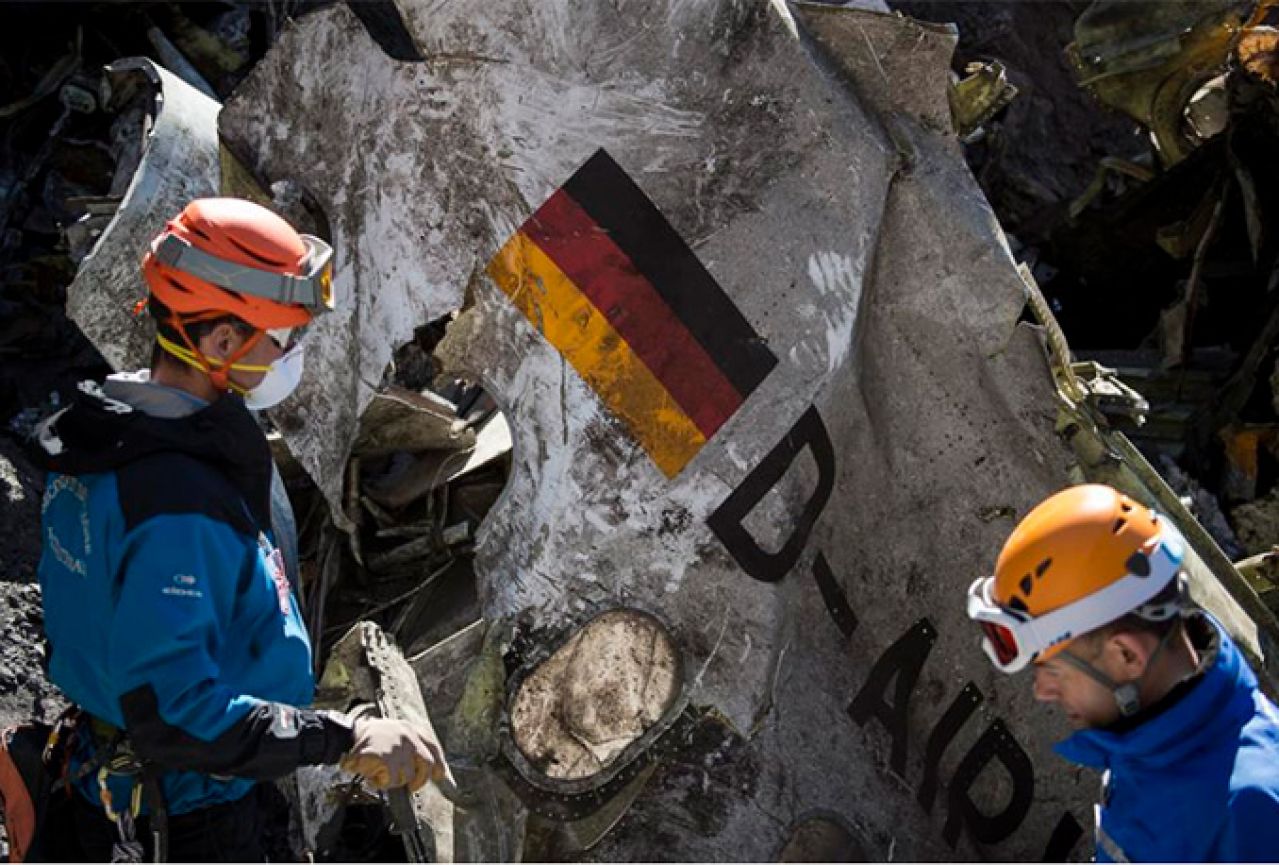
[487,233,707,478]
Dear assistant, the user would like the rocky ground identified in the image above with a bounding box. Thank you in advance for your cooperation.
[0,436,65,858]
[0,435,64,729]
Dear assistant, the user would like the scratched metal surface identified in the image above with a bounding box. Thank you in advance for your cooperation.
[214,1,1125,859]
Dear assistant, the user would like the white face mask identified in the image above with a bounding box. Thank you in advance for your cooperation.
[244,344,305,410]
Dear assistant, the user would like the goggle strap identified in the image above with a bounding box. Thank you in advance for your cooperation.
[1057,618,1180,717]
[1057,649,1121,692]
[1057,650,1141,716]
[153,233,332,310]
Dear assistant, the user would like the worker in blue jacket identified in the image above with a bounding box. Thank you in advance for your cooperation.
[967,484,1279,861]
[36,198,444,861]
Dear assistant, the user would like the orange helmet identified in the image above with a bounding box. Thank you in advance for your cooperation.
[967,484,1187,672]
[142,197,333,330]
[141,198,334,391]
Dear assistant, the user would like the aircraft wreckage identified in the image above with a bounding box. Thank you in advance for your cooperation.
[59,0,1279,860]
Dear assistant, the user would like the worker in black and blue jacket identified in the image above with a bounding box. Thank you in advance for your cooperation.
[36,198,443,861]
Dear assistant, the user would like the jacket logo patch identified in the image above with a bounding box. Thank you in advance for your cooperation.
[43,475,91,576]
[162,573,203,599]
[269,705,300,739]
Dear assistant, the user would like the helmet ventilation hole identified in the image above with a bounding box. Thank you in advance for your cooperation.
[1112,517,1127,533]
[1007,596,1029,614]
[1126,552,1151,577]
[1020,575,1033,596]
[227,234,292,267]
[1035,557,1052,577]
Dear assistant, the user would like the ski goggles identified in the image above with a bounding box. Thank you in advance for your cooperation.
[151,231,335,313]
[967,519,1187,673]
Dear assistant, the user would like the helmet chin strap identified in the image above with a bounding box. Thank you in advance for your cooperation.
[1058,623,1179,718]
[159,315,268,395]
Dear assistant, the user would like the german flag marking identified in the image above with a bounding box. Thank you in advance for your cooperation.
[488,235,708,477]
[522,190,744,437]
[487,149,777,477]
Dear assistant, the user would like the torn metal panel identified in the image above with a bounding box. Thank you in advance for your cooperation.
[950,60,1020,141]
[363,414,510,511]
[354,386,474,459]
[1240,25,1279,84]
[795,3,959,138]
[410,619,486,713]
[217,1,1273,860]
[442,621,529,863]
[220,0,893,513]
[1067,0,1251,165]
[1021,267,1277,675]
[64,58,221,372]
[313,622,455,862]
[145,25,218,100]
[1236,548,1279,613]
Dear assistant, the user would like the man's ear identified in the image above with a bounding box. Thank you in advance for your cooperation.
[1105,630,1153,679]
[199,323,244,362]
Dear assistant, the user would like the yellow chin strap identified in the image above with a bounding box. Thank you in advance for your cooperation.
[156,333,271,396]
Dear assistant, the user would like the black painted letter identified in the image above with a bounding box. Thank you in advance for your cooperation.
[1040,812,1084,862]
[943,718,1034,848]
[918,682,984,814]
[847,618,937,776]
[708,406,835,583]
[812,552,859,639]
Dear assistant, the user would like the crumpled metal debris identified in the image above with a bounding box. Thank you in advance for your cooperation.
[211,1,1279,860]
[1233,489,1279,556]
[1024,265,1276,667]
[1239,25,1279,84]
[0,29,81,120]
[1068,359,1151,426]
[63,57,221,372]
[361,412,506,512]
[1067,0,1252,166]
[1156,452,1246,559]
[1185,72,1231,140]
[1045,0,1279,528]
[145,25,218,100]
[310,621,455,862]
[40,0,1279,860]
[1235,547,1279,612]
[949,59,1019,140]
[354,387,475,459]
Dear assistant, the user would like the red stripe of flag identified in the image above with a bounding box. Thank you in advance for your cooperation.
[522,189,744,438]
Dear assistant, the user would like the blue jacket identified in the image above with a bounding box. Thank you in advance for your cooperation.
[37,375,353,816]
[1055,614,1279,862]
